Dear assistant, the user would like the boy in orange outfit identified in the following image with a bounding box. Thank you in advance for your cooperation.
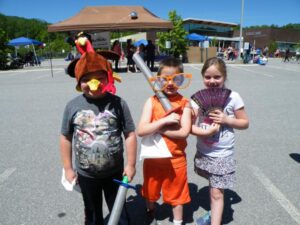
[137,57,192,225]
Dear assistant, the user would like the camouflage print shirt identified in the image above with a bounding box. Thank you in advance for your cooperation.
[61,93,135,178]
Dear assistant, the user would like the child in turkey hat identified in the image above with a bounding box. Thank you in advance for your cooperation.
[60,49,137,225]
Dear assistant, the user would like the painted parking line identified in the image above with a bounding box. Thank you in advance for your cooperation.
[188,65,201,71]
[265,65,300,73]
[32,74,52,80]
[31,70,63,80]
[0,168,16,184]
[187,63,258,71]
[0,72,20,78]
[0,68,64,74]
[24,68,65,73]
[230,66,274,78]
[250,165,300,224]
[227,64,258,67]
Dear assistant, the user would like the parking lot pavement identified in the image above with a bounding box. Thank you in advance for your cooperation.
[0,58,299,225]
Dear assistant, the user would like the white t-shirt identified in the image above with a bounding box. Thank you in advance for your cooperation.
[191,91,244,157]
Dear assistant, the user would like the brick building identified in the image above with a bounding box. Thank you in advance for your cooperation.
[183,18,300,54]
[233,28,300,52]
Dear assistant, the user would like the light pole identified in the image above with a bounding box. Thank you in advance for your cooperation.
[238,0,244,60]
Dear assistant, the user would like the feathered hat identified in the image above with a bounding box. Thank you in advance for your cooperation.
[66,32,121,94]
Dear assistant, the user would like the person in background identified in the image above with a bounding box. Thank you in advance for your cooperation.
[283,48,290,62]
[296,49,300,62]
[138,43,146,61]
[65,52,74,61]
[111,40,122,71]
[274,49,280,58]
[126,39,136,73]
[263,45,269,58]
[227,46,234,61]
[145,40,156,71]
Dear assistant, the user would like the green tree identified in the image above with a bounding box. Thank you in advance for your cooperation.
[48,37,70,53]
[0,28,10,70]
[157,10,188,58]
[270,24,279,29]
[294,43,300,51]
[210,37,218,47]
[282,23,300,30]
[244,23,300,30]
[268,41,278,54]
[1,14,70,58]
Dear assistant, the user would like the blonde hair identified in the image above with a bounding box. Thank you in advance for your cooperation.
[201,57,227,80]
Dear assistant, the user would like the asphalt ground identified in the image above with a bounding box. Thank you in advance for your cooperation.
[0,58,299,225]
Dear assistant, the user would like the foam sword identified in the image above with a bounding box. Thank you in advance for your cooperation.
[133,52,175,113]
[107,176,136,225]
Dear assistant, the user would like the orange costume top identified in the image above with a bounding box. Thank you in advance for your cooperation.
[145,93,189,168]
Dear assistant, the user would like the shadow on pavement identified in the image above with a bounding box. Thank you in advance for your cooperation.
[125,184,148,225]
[185,185,242,224]
[125,183,241,224]
[125,184,193,224]
[290,153,300,163]
[222,188,242,224]
[183,183,203,223]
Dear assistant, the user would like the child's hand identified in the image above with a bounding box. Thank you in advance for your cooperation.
[208,123,220,135]
[162,112,180,125]
[123,165,136,182]
[209,109,228,125]
[65,168,77,183]
[192,123,220,138]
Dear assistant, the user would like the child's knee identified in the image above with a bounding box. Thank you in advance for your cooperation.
[210,188,224,201]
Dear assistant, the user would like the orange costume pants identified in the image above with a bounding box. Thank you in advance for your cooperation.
[141,160,191,206]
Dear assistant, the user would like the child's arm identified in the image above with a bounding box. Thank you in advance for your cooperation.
[60,134,76,183]
[192,123,220,137]
[123,131,137,182]
[191,107,220,137]
[159,103,192,139]
[209,107,249,130]
[137,98,180,137]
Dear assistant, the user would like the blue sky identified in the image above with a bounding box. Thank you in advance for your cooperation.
[0,0,299,27]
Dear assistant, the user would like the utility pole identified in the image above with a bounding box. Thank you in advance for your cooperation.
[238,0,244,60]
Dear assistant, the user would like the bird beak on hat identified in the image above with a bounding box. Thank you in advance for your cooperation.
[113,72,122,83]
[76,37,87,46]
[87,79,101,91]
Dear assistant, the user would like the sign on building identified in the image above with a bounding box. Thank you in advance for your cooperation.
[203,40,209,48]
[244,42,250,50]
[91,32,110,49]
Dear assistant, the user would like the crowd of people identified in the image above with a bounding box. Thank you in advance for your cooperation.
[60,37,249,225]
[8,51,41,69]
[110,38,156,73]
[217,46,238,61]
[217,45,268,63]
[218,44,300,64]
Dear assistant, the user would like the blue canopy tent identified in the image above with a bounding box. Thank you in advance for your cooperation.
[7,37,43,65]
[7,37,42,46]
[133,39,148,47]
[186,33,209,42]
